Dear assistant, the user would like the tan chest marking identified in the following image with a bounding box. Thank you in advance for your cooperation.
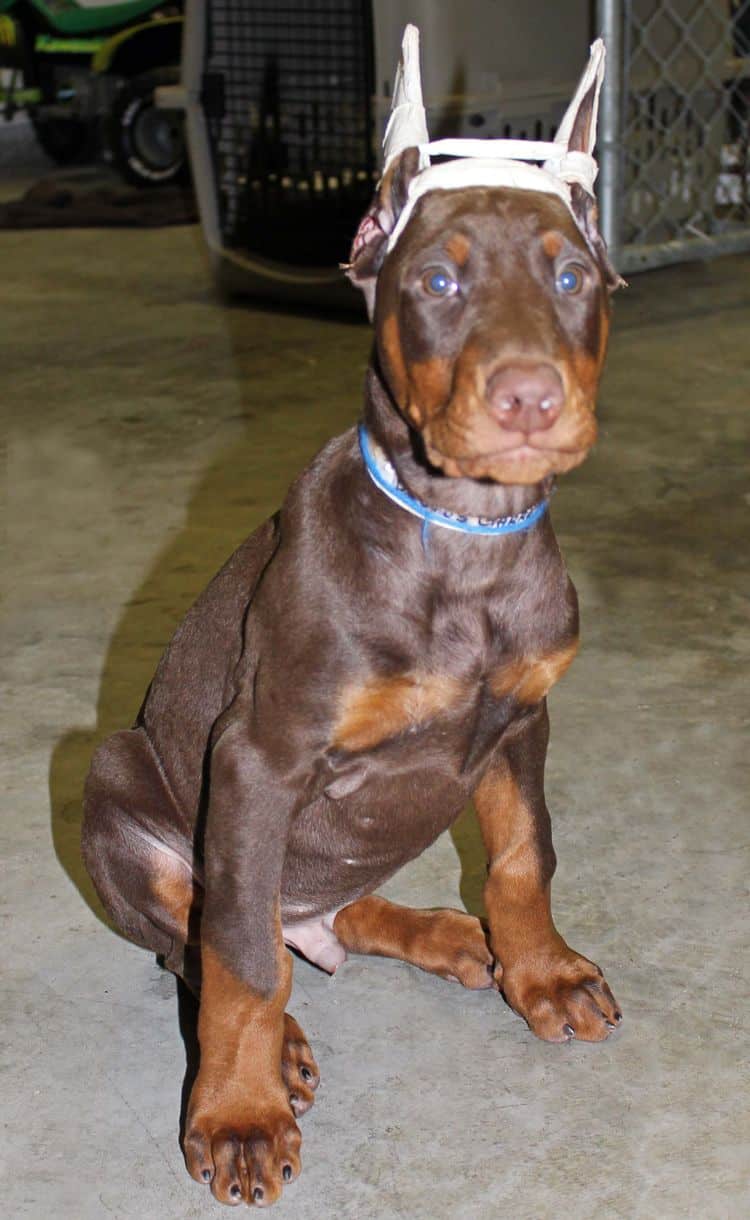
[489,639,579,706]
[332,672,466,753]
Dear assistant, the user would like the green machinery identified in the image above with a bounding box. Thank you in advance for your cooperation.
[0,1,186,185]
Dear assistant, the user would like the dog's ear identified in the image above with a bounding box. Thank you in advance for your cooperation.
[570,184,626,293]
[566,78,599,163]
[343,146,421,318]
[566,81,625,293]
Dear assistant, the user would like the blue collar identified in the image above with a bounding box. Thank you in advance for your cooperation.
[358,425,550,541]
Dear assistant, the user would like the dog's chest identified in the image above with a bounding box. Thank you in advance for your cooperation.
[284,577,577,919]
[328,580,578,770]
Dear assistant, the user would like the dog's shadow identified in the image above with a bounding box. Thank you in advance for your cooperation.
[47,423,273,931]
[449,807,487,919]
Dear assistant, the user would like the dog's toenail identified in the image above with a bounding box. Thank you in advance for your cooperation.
[563,1023,575,1038]
[230,1184,242,1199]
[290,1093,299,1103]
[201,1168,211,1182]
[253,1186,264,1201]
[283,1164,292,1181]
[606,1020,616,1030]
[614,1011,623,1022]
[300,1066,312,1081]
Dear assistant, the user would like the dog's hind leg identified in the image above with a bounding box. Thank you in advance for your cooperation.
[82,727,202,986]
[83,726,321,1127]
[333,896,495,990]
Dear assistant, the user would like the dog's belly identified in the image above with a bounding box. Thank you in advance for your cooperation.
[280,760,470,924]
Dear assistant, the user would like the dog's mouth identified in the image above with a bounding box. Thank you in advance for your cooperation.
[419,395,598,484]
[422,435,593,484]
[491,441,581,459]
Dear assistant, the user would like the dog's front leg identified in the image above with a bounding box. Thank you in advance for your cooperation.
[474,703,622,1043]
[184,721,302,1206]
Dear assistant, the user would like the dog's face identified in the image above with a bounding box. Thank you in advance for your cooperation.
[372,185,612,484]
[347,55,622,486]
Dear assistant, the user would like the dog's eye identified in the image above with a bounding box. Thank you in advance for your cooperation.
[423,269,458,298]
[556,265,585,295]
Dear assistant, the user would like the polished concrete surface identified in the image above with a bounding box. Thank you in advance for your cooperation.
[2,214,749,1219]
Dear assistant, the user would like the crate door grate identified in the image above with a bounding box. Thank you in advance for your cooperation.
[205,0,375,266]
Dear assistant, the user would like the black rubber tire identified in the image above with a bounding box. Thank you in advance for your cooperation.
[31,114,97,165]
[109,67,188,189]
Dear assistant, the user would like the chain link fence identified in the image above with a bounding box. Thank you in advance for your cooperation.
[598,0,750,270]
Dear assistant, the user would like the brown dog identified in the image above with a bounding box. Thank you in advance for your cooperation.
[82,48,622,1208]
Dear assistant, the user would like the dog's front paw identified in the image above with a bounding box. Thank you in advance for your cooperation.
[499,949,622,1043]
[185,1090,301,1206]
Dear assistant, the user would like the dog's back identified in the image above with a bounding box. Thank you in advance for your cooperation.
[136,516,280,820]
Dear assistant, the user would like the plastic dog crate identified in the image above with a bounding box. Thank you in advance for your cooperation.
[178,0,592,307]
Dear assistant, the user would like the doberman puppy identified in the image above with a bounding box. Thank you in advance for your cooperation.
[83,83,622,1209]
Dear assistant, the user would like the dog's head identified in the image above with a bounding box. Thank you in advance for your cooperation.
[345,32,622,486]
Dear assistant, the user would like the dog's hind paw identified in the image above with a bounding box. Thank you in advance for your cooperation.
[281,1013,320,1117]
[413,909,496,990]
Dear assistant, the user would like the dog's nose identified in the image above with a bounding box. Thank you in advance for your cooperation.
[487,364,564,432]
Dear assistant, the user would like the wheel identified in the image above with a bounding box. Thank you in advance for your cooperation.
[109,67,188,188]
[30,114,97,165]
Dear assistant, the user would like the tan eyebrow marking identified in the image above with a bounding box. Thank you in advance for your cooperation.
[541,231,564,260]
[445,233,471,266]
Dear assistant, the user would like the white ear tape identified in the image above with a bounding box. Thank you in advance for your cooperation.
[382,30,607,253]
[545,38,606,162]
[382,24,430,172]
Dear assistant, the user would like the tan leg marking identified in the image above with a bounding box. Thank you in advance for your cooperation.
[334,895,494,990]
[475,765,621,1043]
[150,859,202,945]
[184,931,303,1206]
[332,672,466,753]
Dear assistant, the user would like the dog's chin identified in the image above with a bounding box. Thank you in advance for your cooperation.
[424,441,590,485]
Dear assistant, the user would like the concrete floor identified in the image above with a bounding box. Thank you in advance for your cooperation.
[2,211,749,1219]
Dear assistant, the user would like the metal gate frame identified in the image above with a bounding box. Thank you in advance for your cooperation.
[597,0,750,271]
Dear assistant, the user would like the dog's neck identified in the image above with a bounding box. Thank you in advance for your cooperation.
[363,364,552,522]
